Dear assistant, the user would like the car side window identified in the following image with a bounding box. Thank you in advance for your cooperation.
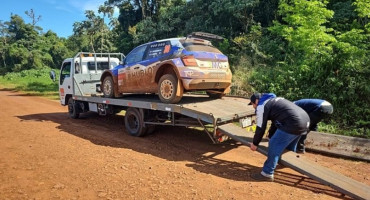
[60,62,71,85]
[125,45,148,65]
[145,41,171,60]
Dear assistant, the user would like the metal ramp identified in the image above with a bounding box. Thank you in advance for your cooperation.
[218,123,370,200]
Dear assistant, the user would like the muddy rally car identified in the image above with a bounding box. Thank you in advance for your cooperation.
[100,32,232,104]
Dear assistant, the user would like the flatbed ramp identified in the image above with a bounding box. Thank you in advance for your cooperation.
[218,123,370,200]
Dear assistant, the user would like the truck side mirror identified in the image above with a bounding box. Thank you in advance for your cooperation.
[50,70,56,82]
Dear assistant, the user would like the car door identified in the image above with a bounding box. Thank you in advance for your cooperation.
[119,44,148,92]
[59,61,72,105]
[141,41,172,90]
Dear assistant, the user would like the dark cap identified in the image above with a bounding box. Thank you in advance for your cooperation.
[248,93,261,105]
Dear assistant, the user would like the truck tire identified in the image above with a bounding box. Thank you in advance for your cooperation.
[158,74,183,104]
[68,98,80,119]
[124,108,147,137]
[102,76,114,98]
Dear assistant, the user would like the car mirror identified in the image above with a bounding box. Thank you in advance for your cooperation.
[49,70,56,82]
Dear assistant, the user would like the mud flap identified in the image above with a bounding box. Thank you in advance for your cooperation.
[176,80,184,97]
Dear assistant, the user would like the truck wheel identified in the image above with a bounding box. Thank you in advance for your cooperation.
[102,76,114,98]
[68,98,80,119]
[124,108,147,137]
[158,74,183,104]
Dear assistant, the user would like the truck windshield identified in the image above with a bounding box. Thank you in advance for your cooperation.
[60,62,71,85]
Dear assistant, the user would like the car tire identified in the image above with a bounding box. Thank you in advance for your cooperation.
[158,74,183,104]
[124,108,147,137]
[102,76,114,98]
[68,98,80,119]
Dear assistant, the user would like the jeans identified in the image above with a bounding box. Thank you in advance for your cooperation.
[262,129,302,176]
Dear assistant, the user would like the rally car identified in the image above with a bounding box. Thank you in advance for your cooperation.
[100,32,232,104]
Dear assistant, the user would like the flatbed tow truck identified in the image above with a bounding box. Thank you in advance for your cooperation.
[54,52,369,200]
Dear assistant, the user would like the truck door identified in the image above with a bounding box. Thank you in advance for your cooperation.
[59,61,72,105]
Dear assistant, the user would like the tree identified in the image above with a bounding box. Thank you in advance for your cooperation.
[73,10,108,52]
[25,9,41,26]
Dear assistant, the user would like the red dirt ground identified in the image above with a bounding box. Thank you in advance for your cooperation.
[0,89,369,200]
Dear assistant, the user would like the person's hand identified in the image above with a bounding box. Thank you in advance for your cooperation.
[250,143,257,151]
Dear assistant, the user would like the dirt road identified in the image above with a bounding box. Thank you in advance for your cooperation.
[0,89,369,200]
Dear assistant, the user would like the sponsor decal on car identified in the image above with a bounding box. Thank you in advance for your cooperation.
[118,68,126,86]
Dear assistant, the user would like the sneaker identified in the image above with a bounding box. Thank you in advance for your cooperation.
[251,172,274,182]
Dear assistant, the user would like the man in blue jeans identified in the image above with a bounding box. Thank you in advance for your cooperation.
[249,93,310,181]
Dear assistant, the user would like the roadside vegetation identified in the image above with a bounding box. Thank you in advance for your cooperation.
[0,68,59,99]
[0,0,368,138]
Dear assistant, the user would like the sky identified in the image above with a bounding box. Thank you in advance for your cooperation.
[0,0,118,38]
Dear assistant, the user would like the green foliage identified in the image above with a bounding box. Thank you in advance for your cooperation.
[247,0,370,136]
[0,68,59,98]
[0,13,72,75]
[0,1,368,136]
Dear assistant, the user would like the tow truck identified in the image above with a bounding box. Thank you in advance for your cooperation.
[51,52,369,200]
[52,52,255,142]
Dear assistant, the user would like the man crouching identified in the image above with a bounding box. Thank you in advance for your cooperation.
[249,92,310,181]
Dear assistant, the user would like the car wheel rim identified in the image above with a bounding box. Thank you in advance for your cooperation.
[160,80,174,99]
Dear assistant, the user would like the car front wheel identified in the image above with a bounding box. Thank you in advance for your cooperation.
[158,74,183,104]
[102,76,114,98]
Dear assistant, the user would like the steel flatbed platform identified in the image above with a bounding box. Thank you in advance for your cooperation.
[72,94,255,142]
[73,94,255,125]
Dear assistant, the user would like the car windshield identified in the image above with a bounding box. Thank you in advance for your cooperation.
[181,42,221,53]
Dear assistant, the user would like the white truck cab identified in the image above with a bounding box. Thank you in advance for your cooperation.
[58,52,124,106]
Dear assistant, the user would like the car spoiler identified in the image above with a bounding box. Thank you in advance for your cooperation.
[187,32,224,41]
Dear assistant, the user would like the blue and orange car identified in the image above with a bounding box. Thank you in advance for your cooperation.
[100,32,232,103]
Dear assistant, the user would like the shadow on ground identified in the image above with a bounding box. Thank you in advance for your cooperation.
[17,111,346,199]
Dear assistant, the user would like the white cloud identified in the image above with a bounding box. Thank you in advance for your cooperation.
[68,0,106,12]
[55,5,73,13]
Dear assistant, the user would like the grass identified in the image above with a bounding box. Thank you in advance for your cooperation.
[318,122,369,138]
[0,68,59,100]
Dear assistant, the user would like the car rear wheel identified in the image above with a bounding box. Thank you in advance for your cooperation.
[102,76,114,98]
[158,74,183,104]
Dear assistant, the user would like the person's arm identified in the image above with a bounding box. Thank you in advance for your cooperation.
[252,104,269,147]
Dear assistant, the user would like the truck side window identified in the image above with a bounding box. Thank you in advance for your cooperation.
[60,62,71,85]
[87,62,110,71]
